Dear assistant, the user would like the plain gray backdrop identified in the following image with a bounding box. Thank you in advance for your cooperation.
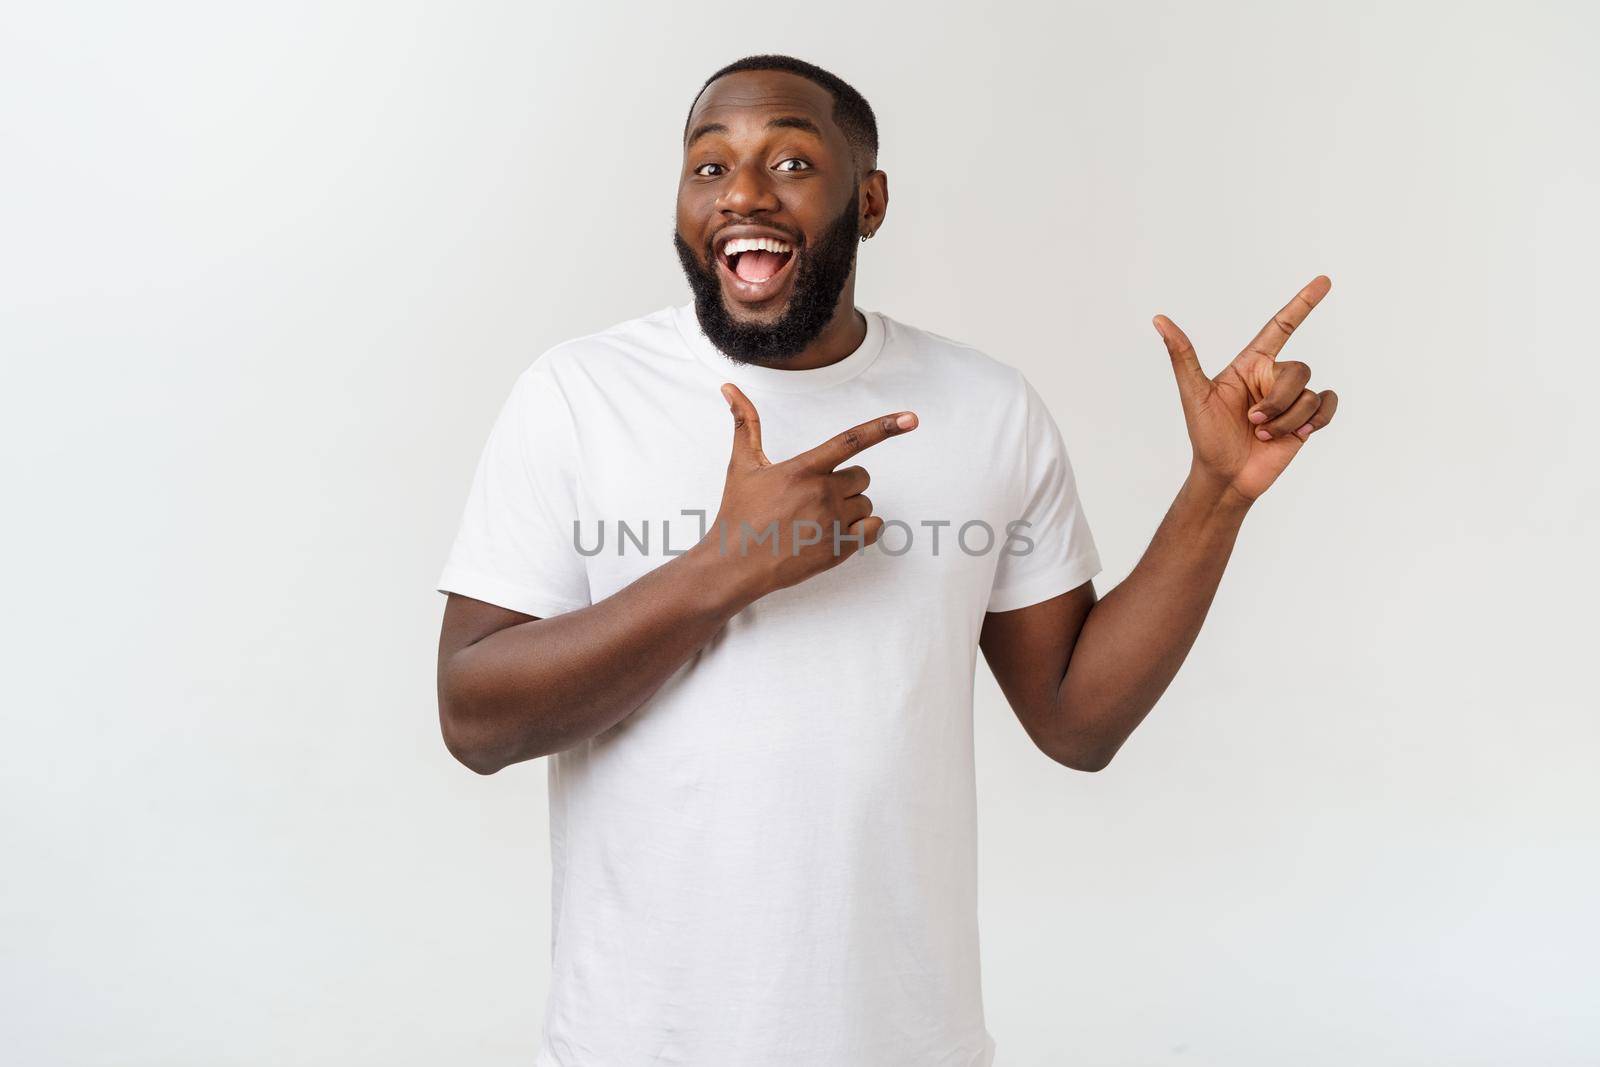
[3,2,1596,1064]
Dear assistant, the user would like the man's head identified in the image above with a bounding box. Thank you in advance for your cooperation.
[673,55,887,363]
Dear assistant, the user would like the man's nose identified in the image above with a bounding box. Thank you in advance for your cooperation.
[716,163,780,216]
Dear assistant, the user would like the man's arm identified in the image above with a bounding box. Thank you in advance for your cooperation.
[436,386,918,774]
[438,544,752,774]
[980,276,1340,772]
[980,468,1247,771]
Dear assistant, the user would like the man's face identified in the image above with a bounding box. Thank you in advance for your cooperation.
[674,70,866,362]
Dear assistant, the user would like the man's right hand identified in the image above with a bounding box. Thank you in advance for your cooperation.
[701,383,918,600]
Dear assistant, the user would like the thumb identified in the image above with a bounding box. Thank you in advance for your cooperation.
[720,382,768,466]
[1152,314,1209,408]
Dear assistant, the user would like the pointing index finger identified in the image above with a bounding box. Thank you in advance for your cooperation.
[796,411,919,471]
[1244,275,1332,361]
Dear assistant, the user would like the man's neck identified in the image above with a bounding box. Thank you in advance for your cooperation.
[757,287,864,372]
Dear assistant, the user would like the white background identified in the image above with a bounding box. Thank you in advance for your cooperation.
[3,2,1596,1064]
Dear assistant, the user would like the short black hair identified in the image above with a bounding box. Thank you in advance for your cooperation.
[685,54,879,171]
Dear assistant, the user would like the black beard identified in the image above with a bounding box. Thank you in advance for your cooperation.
[673,188,861,364]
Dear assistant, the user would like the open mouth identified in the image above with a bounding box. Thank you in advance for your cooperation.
[716,235,796,301]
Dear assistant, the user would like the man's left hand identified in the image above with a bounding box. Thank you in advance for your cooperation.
[1153,274,1340,504]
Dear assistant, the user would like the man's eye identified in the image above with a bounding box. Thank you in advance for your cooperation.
[694,163,726,177]
[775,158,811,172]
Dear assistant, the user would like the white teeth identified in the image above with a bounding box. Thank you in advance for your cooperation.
[722,236,793,257]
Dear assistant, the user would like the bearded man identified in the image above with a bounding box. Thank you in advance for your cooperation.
[436,53,1340,1067]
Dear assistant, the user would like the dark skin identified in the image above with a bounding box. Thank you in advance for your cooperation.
[678,70,888,366]
[436,69,1340,774]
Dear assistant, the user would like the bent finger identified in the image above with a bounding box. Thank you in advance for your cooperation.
[1249,360,1312,425]
[833,465,871,497]
[1295,390,1340,438]
[1258,388,1321,439]
[845,515,885,556]
[840,493,874,526]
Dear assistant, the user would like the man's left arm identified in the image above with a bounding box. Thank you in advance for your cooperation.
[980,276,1341,772]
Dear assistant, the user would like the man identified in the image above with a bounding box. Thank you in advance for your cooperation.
[435,53,1338,1067]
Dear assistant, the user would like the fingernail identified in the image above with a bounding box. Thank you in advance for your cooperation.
[1248,410,1268,424]
[896,413,917,429]
[1256,428,1272,441]
[1296,423,1313,438]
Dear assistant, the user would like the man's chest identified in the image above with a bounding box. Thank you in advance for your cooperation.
[571,390,1019,608]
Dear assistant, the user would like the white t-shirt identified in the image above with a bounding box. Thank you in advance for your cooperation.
[438,303,1101,1067]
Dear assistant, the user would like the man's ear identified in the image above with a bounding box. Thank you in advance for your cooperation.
[860,169,889,236]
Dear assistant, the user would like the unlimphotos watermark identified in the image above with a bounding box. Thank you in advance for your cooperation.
[572,511,1036,558]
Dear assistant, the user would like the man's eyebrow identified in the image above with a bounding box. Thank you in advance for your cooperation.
[766,115,823,136]
[685,115,825,148]
[686,121,728,148]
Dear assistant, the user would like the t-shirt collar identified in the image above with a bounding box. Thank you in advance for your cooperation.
[673,302,886,394]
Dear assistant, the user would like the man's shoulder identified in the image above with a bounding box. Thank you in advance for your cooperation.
[523,305,689,384]
[876,311,1026,397]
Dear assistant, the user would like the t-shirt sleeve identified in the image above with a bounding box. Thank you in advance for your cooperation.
[436,361,592,618]
[986,373,1102,613]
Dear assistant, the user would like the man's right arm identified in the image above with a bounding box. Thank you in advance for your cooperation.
[435,383,917,775]
[437,541,757,774]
